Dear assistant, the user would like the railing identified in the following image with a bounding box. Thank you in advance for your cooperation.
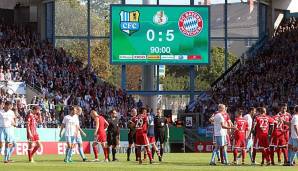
[26,81,43,95]
[211,59,241,88]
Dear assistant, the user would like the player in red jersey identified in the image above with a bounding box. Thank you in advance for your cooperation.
[91,110,109,162]
[26,106,42,163]
[279,104,292,164]
[132,107,153,164]
[233,109,248,165]
[252,107,273,165]
[269,109,288,165]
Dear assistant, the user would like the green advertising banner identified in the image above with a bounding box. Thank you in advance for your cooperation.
[110,5,210,65]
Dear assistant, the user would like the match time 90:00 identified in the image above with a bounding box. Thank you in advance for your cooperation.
[147,29,174,54]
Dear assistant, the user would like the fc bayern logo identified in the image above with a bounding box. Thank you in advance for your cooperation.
[178,11,203,37]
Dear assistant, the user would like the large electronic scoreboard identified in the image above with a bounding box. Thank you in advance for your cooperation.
[110,5,210,65]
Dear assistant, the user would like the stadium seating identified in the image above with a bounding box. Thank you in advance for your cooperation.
[188,17,298,125]
[0,23,135,128]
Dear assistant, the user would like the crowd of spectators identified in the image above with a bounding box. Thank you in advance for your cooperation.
[188,17,298,126]
[3,17,297,129]
[0,23,137,128]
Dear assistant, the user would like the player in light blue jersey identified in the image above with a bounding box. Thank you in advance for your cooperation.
[74,106,87,162]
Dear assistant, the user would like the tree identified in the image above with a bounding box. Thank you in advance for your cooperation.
[160,74,189,91]
[55,0,121,86]
[126,65,142,90]
[160,47,237,91]
[196,47,237,90]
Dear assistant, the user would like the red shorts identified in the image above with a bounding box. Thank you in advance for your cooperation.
[27,134,39,141]
[254,136,269,149]
[270,135,287,147]
[233,138,246,148]
[97,133,107,143]
[148,136,156,144]
[136,134,149,146]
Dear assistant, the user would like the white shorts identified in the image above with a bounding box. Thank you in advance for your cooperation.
[65,136,76,144]
[214,136,226,146]
[0,127,14,143]
[289,138,298,148]
[75,136,83,144]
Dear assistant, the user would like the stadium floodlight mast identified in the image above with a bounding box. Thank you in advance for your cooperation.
[141,0,158,113]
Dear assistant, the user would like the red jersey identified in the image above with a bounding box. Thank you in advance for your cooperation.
[271,115,284,137]
[280,112,292,133]
[26,113,39,136]
[222,112,232,135]
[234,117,248,139]
[222,112,231,123]
[254,115,273,137]
[97,115,108,135]
[133,114,148,135]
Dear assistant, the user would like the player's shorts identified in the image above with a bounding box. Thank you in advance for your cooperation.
[246,138,253,149]
[214,136,226,147]
[75,136,83,144]
[270,135,287,148]
[155,130,165,144]
[233,138,246,149]
[289,138,298,148]
[97,133,107,143]
[135,134,150,146]
[65,136,76,144]
[107,132,119,146]
[0,127,14,143]
[148,136,156,144]
[212,136,216,144]
[128,132,136,145]
[254,136,269,149]
[27,134,40,142]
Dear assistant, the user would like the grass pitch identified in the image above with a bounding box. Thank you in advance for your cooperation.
[0,153,296,171]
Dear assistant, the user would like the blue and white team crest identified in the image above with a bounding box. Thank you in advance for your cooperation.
[120,10,140,36]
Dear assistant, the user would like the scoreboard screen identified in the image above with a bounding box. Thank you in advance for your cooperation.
[110,5,210,65]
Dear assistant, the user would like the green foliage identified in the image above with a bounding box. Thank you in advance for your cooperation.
[55,0,121,86]
[161,47,237,91]
[160,74,189,91]
[55,0,88,36]
[196,47,237,90]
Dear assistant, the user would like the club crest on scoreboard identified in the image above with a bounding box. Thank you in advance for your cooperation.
[153,10,168,25]
[178,11,203,37]
[120,10,140,36]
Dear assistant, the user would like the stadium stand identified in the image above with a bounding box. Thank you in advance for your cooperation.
[0,23,136,128]
[187,17,298,126]
[1,17,297,130]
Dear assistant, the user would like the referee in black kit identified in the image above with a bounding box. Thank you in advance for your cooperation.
[107,109,120,161]
[154,108,169,161]
[127,108,137,161]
